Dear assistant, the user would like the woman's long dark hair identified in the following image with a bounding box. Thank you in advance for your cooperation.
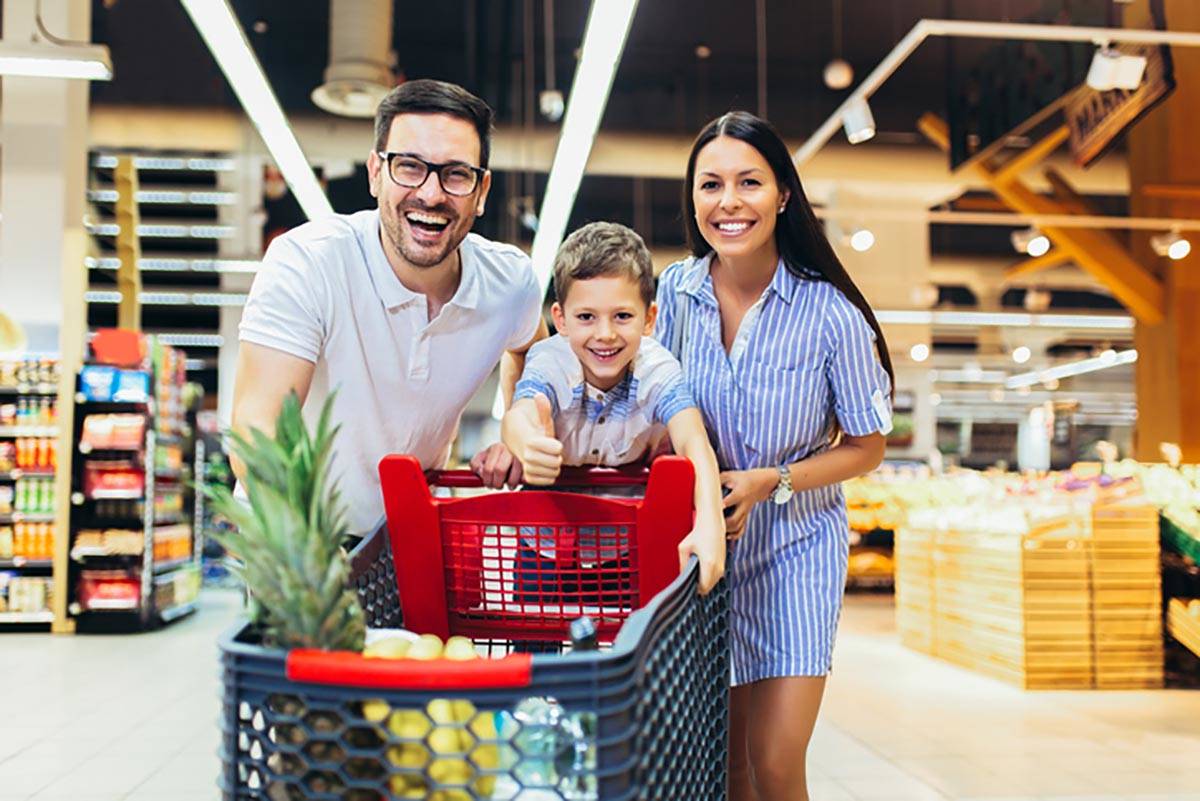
[683,111,895,389]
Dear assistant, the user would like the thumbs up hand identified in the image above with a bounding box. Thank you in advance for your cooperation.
[501,394,564,486]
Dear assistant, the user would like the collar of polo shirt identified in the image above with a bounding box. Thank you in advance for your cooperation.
[366,211,481,311]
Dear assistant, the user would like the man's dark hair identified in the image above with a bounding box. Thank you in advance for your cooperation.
[374,79,495,168]
[553,222,656,307]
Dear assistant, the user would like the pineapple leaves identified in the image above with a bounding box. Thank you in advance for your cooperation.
[203,391,365,652]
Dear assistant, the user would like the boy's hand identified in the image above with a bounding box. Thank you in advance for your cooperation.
[517,394,564,485]
[720,468,778,540]
[678,521,726,595]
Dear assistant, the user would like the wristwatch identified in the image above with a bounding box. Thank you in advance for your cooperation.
[770,465,794,505]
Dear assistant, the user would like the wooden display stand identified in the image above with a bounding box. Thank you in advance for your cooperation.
[896,500,1164,690]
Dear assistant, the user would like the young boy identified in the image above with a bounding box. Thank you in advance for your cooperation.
[503,222,725,595]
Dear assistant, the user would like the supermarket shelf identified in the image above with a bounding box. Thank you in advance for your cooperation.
[71,548,141,561]
[0,426,58,438]
[0,386,57,397]
[83,489,146,501]
[158,599,196,623]
[81,599,140,612]
[0,469,56,481]
[0,513,56,524]
[156,432,185,445]
[78,442,143,455]
[0,610,54,623]
[153,556,194,574]
[0,558,53,570]
[154,515,190,527]
[154,469,184,481]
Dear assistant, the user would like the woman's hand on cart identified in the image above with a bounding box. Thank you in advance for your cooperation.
[470,442,525,488]
[501,393,565,485]
[719,468,779,540]
[678,520,726,595]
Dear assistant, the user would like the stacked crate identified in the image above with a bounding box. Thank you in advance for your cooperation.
[929,517,1093,689]
[1090,500,1163,688]
[894,525,936,654]
[1166,598,1200,660]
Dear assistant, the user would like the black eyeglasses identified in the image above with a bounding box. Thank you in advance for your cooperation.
[376,152,486,197]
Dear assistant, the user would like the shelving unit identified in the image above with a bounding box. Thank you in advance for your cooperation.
[67,346,203,630]
[0,357,64,628]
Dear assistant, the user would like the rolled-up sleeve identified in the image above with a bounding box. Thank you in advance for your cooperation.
[823,291,893,436]
[239,236,325,363]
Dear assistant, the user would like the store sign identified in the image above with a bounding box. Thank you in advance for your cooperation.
[1064,43,1175,167]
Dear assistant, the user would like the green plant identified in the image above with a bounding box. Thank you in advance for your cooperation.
[204,391,365,651]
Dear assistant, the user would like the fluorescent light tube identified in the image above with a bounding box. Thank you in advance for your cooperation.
[528,0,639,291]
[1005,349,1137,389]
[0,40,112,80]
[180,0,332,220]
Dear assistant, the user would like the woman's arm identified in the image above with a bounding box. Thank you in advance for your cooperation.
[720,432,886,538]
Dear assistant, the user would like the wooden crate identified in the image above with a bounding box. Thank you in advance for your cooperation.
[1166,598,1200,659]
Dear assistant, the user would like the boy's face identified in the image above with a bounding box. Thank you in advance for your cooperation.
[551,275,657,391]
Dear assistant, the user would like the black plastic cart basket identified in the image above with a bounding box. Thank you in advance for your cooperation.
[218,456,729,800]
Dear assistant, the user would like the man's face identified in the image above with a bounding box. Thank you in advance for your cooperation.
[368,113,492,269]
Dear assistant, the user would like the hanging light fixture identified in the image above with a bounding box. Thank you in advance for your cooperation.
[1086,45,1146,92]
[823,0,853,90]
[842,97,876,144]
[1150,229,1192,260]
[1011,226,1051,257]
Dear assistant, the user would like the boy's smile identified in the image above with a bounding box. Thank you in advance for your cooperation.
[551,275,658,391]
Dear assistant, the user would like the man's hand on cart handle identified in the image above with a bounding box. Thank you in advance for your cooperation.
[470,442,525,489]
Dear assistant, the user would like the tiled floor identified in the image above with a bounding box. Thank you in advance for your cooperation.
[1,591,1197,800]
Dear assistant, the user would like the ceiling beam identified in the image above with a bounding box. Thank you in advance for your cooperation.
[1004,249,1072,282]
[920,114,1164,325]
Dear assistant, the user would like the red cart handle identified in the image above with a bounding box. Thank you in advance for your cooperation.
[428,463,653,489]
[286,649,533,690]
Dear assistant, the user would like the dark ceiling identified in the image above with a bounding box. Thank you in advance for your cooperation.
[83,0,1112,138]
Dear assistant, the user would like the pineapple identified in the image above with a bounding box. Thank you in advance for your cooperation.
[205,391,365,652]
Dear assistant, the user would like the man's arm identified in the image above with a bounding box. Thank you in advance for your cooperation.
[473,315,550,488]
[498,314,549,408]
[229,342,316,481]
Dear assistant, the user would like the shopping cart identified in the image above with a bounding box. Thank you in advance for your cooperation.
[218,455,729,800]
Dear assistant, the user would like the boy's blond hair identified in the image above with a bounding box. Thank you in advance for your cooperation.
[552,222,655,306]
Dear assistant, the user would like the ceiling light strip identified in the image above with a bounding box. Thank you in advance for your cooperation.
[873,309,1133,330]
[1005,349,1137,389]
[85,257,259,273]
[528,0,639,290]
[179,0,331,220]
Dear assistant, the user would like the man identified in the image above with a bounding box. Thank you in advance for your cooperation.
[233,79,546,532]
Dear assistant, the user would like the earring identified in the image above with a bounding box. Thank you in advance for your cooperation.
[778,204,786,213]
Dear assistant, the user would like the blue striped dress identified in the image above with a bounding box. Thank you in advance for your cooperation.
[655,254,892,684]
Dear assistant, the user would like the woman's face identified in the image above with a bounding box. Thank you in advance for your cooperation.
[692,135,788,262]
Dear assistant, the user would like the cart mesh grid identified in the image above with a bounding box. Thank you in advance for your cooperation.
[219,559,728,800]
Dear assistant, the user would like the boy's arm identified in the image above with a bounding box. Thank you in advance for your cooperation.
[501,394,564,485]
[665,408,726,595]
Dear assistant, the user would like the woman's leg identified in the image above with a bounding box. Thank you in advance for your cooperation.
[728,684,757,801]
[745,676,827,801]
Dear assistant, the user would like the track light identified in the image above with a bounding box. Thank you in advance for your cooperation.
[1012,346,1031,364]
[1150,230,1192,260]
[849,228,875,252]
[1086,45,1146,92]
[909,343,929,363]
[842,97,876,144]
[0,39,112,80]
[1011,227,1050,257]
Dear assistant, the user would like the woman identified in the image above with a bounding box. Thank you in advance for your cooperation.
[655,111,894,801]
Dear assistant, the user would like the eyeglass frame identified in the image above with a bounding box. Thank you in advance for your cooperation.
[375,151,488,197]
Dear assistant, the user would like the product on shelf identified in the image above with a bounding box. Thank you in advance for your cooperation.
[82,460,145,500]
[0,357,59,392]
[78,365,150,404]
[1,523,55,561]
[72,528,142,557]
[80,414,146,451]
[0,573,53,613]
[77,569,140,610]
[12,477,56,514]
[153,524,192,562]
[10,438,57,470]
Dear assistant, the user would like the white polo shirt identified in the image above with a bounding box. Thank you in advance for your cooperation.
[239,209,542,532]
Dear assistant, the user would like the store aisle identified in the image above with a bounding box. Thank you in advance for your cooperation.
[1,592,1197,801]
